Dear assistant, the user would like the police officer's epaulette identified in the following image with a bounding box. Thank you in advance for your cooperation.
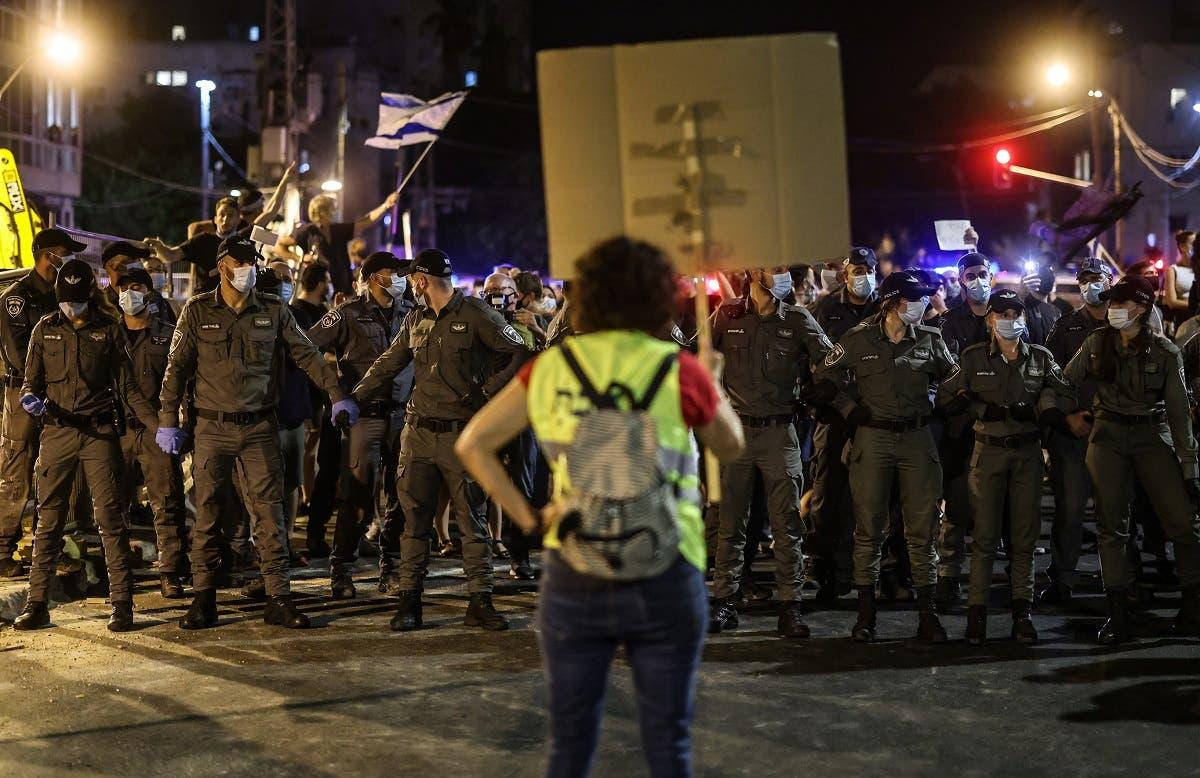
[257,292,282,303]
[1028,342,1056,360]
[779,301,807,317]
[1148,330,1181,356]
[914,323,943,337]
[959,340,989,358]
[330,296,360,313]
[717,298,748,318]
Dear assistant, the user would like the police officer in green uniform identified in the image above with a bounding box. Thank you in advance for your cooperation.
[816,271,957,642]
[307,251,413,599]
[1040,257,1111,602]
[937,289,1071,645]
[1060,275,1200,643]
[808,247,880,601]
[157,235,357,630]
[0,228,85,578]
[12,261,160,631]
[708,264,833,639]
[354,249,531,632]
[101,241,177,325]
[115,268,189,599]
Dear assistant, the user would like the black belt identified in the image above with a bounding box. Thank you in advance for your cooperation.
[195,407,276,426]
[361,399,398,419]
[977,430,1042,449]
[863,416,929,433]
[46,410,112,429]
[1095,410,1167,425]
[405,413,467,434]
[737,413,795,429]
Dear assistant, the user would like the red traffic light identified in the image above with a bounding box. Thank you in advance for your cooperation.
[995,148,1012,166]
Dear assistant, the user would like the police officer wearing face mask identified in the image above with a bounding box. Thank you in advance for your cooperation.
[1040,257,1111,602]
[307,251,414,599]
[157,235,357,630]
[12,260,161,632]
[114,268,188,600]
[101,241,177,325]
[933,251,995,610]
[807,247,880,601]
[937,289,1071,645]
[1059,274,1200,643]
[708,264,833,639]
[0,227,86,578]
[816,271,957,642]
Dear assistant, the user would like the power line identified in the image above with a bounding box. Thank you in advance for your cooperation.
[83,150,221,196]
[851,106,1094,154]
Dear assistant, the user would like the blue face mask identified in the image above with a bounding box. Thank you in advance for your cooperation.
[764,272,794,300]
[965,277,991,303]
[1082,280,1107,306]
[278,282,294,301]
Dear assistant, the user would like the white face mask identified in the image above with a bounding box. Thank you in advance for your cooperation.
[764,272,794,300]
[899,299,928,324]
[965,276,991,303]
[1082,280,1107,306]
[820,269,840,290]
[119,289,146,316]
[387,275,408,299]
[59,301,88,319]
[994,318,1027,341]
[542,296,558,314]
[849,273,876,298]
[229,264,255,294]
[1107,308,1136,330]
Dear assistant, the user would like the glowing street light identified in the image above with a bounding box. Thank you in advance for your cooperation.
[0,30,85,100]
[321,179,343,193]
[1045,63,1070,87]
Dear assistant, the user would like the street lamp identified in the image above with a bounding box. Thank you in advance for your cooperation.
[196,79,216,218]
[0,30,84,100]
[320,179,343,192]
[1045,63,1070,87]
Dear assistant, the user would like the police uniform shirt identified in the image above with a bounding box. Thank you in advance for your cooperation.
[0,270,57,378]
[307,293,413,404]
[158,288,345,427]
[938,299,990,356]
[712,297,833,418]
[122,317,174,409]
[937,339,1069,436]
[1022,296,1062,347]
[1045,305,1107,409]
[812,286,880,343]
[354,289,531,422]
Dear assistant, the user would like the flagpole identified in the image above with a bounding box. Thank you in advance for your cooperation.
[394,138,438,196]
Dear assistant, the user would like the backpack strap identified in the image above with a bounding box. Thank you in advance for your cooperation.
[634,352,679,411]
[560,342,609,409]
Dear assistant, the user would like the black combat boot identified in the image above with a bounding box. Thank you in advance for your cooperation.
[708,597,739,634]
[390,590,423,631]
[934,575,961,614]
[1174,586,1200,637]
[180,589,218,630]
[465,593,510,631]
[509,551,535,581]
[0,556,23,579]
[264,595,310,629]
[107,601,135,632]
[240,576,267,601]
[159,574,186,600]
[851,587,876,643]
[378,571,404,595]
[1097,589,1133,645]
[12,600,50,630]
[1036,579,1072,605]
[330,566,356,600]
[915,585,948,643]
[965,604,987,646]
[777,601,811,639]
[1010,599,1038,645]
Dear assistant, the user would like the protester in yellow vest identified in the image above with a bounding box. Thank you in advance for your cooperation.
[457,236,743,778]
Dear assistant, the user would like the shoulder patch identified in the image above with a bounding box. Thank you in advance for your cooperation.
[502,324,523,345]
[823,343,844,367]
[6,296,24,318]
[320,310,342,328]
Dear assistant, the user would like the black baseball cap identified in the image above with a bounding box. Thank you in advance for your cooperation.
[1076,257,1112,279]
[957,252,990,273]
[986,288,1025,314]
[55,259,94,303]
[360,251,406,279]
[878,271,936,303]
[33,227,87,255]
[101,240,152,265]
[411,248,452,278]
[846,247,877,268]
[115,268,154,289]
[1100,275,1155,305]
[215,235,262,265]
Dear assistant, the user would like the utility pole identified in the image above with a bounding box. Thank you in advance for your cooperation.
[334,60,346,221]
[1109,100,1123,257]
[198,80,215,219]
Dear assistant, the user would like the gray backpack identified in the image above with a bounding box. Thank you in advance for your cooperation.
[555,344,681,581]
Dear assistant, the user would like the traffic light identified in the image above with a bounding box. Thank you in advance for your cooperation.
[993,148,1013,190]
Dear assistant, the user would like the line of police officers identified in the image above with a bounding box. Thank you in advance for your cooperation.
[2,226,1198,646]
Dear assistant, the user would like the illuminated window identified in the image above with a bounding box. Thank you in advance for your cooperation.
[155,70,171,86]
[1171,88,1188,110]
[171,70,187,86]
[249,25,260,42]
[172,25,186,41]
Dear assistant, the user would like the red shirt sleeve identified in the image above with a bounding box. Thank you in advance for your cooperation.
[516,354,540,387]
[677,350,719,428]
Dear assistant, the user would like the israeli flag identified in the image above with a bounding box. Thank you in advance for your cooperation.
[366,91,468,149]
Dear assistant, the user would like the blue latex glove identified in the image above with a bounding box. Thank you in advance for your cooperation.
[331,398,360,428]
[19,393,44,417]
[155,426,188,455]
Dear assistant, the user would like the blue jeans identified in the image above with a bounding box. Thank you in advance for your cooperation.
[537,552,707,778]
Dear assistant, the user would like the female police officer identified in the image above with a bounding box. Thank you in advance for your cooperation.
[937,289,1070,645]
[815,271,957,642]
[1061,274,1200,644]
[12,260,160,632]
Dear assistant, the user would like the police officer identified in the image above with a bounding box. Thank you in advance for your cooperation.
[808,247,880,601]
[115,268,188,599]
[354,248,531,632]
[1061,275,1200,643]
[935,251,994,609]
[1040,257,1111,602]
[307,251,413,599]
[816,271,957,642]
[707,264,832,639]
[0,227,85,578]
[101,241,177,325]
[937,289,1071,645]
[157,235,357,630]
[11,261,160,631]
[1018,262,1061,347]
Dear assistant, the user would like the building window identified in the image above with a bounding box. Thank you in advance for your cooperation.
[145,71,156,84]
[249,25,260,42]
[156,70,171,86]
[1171,88,1188,110]
[171,70,187,86]
[172,25,186,41]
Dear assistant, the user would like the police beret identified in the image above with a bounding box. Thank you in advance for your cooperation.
[957,252,990,273]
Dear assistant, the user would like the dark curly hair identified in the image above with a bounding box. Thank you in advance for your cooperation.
[570,236,676,335]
